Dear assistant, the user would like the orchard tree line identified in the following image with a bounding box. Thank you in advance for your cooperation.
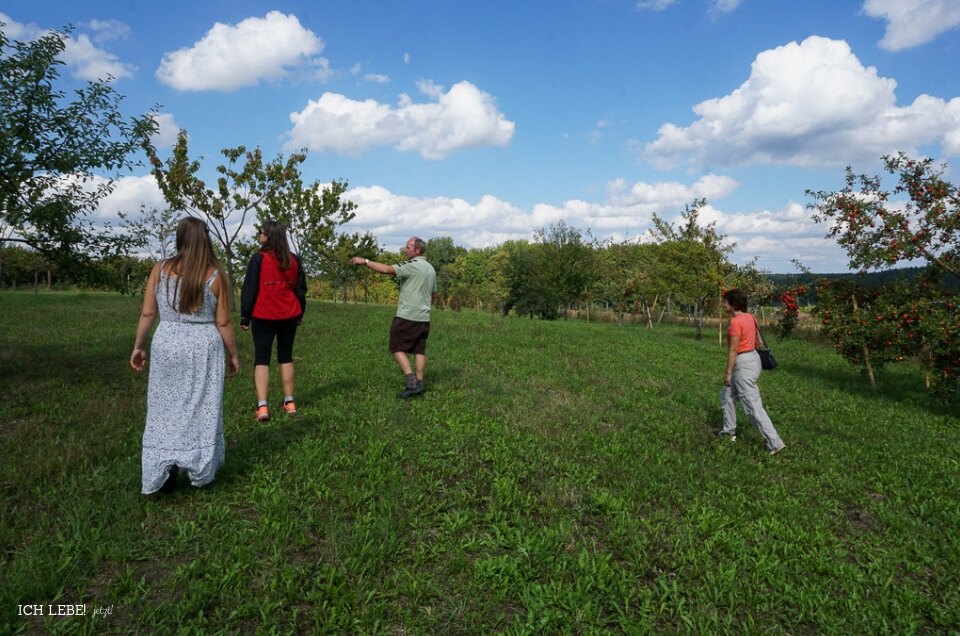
[390,203,774,344]
[1,23,957,397]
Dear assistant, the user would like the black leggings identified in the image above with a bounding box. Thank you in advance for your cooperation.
[251,317,299,366]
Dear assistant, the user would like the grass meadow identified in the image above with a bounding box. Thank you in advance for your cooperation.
[1,292,959,634]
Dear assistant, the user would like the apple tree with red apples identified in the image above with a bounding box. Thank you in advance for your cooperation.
[807,153,959,395]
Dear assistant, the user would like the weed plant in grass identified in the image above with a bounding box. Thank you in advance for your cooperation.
[1,292,958,633]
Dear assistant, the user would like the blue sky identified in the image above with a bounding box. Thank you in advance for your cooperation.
[4,0,960,273]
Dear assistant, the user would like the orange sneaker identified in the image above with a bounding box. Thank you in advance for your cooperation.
[280,400,297,415]
[254,405,270,422]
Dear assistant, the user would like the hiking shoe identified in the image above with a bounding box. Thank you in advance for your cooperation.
[716,431,736,442]
[769,444,786,456]
[397,383,424,399]
[254,405,270,422]
[280,400,297,415]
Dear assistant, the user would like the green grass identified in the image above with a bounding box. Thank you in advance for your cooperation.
[1,292,958,634]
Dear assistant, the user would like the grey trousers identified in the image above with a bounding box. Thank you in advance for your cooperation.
[720,350,784,451]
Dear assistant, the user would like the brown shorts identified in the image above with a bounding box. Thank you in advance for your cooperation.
[389,317,430,355]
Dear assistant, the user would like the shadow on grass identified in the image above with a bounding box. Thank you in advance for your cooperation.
[1,340,130,388]
[781,361,957,418]
[428,363,465,388]
[298,377,362,403]
[219,415,321,486]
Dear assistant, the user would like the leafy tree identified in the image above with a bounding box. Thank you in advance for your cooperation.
[808,153,959,282]
[425,236,466,307]
[145,131,329,302]
[261,178,357,276]
[0,22,156,285]
[0,244,42,289]
[122,204,179,261]
[534,221,597,320]
[596,240,660,327]
[808,153,959,396]
[501,240,552,318]
[649,199,734,340]
[483,248,512,315]
[444,247,502,311]
[317,231,380,303]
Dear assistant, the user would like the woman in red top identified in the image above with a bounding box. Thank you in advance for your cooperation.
[718,289,785,455]
[240,220,307,421]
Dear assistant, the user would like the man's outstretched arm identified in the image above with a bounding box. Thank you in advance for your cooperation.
[351,257,396,275]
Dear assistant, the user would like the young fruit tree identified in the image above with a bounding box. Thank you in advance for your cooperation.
[807,153,960,395]
[259,177,357,277]
[145,131,347,303]
[649,198,734,340]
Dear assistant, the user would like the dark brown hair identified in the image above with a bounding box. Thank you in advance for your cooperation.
[260,220,292,270]
[722,288,749,313]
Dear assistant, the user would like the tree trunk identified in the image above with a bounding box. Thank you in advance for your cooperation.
[694,301,703,340]
[224,247,238,310]
[851,295,876,390]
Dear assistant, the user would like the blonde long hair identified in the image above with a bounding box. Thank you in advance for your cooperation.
[164,217,227,314]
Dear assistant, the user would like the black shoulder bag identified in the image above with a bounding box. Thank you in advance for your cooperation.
[753,316,778,371]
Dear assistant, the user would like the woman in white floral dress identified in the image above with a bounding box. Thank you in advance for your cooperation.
[131,218,240,494]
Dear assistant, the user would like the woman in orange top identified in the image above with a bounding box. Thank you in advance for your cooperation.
[718,289,785,455]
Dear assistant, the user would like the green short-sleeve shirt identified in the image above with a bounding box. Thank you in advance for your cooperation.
[394,256,437,322]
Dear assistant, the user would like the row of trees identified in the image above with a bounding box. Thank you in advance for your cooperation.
[283,201,779,353]
[411,205,774,344]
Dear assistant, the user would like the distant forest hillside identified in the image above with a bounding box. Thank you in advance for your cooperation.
[767,266,959,305]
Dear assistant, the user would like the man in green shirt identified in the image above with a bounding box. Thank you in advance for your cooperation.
[352,237,438,398]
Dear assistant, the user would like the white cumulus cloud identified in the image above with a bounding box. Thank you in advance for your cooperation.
[642,35,960,169]
[93,175,166,220]
[863,0,960,51]
[156,11,326,91]
[0,12,136,81]
[340,174,745,251]
[61,32,136,81]
[284,80,515,159]
[148,113,183,150]
[607,173,739,209]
